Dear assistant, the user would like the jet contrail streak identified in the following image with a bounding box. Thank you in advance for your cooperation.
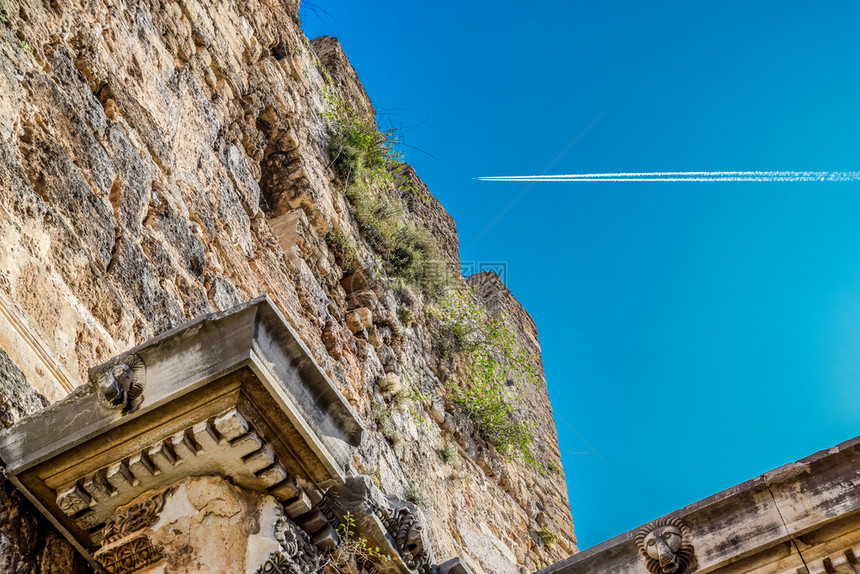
[477,171,860,182]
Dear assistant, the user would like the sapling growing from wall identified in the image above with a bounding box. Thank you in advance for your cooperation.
[322,511,391,573]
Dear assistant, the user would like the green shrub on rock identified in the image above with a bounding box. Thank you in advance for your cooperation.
[434,289,542,468]
[322,91,447,298]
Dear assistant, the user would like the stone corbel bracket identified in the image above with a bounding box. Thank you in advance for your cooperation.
[0,296,363,572]
[315,475,437,574]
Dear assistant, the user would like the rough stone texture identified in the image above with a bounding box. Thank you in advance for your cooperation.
[396,163,461,267]
[310,35,374,122]
[0,473,92,574]
[0,348,48,429]
[0,0,574,571]
[468,272,576,559]
[140,477,277,573]
[0,351,91,574]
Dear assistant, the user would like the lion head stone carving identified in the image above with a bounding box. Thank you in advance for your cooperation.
[94,354,146,414]
[634,517,696,574]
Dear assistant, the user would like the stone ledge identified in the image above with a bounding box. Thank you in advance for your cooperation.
[0,296,364,570]
[539,435,860,574]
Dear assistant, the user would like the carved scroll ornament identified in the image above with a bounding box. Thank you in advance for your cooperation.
[101,490,169,545]
[256,511,320,574]
[93,490,169,574]
[95,535,162,574]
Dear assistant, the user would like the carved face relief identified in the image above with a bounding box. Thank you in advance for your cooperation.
[643,526,683,572]
[94,354,146,414]
[635,518,696,574]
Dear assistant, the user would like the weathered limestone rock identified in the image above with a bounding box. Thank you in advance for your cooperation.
[311,36,375,122]
[0,350,91,573]
[0,0,575,570]
[347,289,380,312]
[0,348,48,429]
[347,307,374,335]
[95,477,318,574]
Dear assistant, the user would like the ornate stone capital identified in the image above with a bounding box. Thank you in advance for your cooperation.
[93,490,167,573]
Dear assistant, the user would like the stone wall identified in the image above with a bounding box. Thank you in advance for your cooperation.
[0,0,574,571]
[0,350,91,573]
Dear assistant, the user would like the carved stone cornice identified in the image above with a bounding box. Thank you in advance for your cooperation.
[0,297,363,571]
[538,436,860,574]
[54,408,302,536]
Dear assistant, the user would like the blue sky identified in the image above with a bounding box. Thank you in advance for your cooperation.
[303,1,860,549]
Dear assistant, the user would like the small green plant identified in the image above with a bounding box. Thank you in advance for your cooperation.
[322,90,447,297]
[322,87,399,182]
[324,511,391,572]
[546,460,562,474]
[538,527,557,548]
[325,229,358,269]
[397,305,413,328]
[404,481,430,511]
[0,0,7,24]
[438,444,458,465]
[18,41,30,54]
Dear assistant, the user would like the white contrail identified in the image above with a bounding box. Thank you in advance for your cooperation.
[477,171,860,182]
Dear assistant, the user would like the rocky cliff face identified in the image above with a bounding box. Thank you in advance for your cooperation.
[0,0,575,571]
